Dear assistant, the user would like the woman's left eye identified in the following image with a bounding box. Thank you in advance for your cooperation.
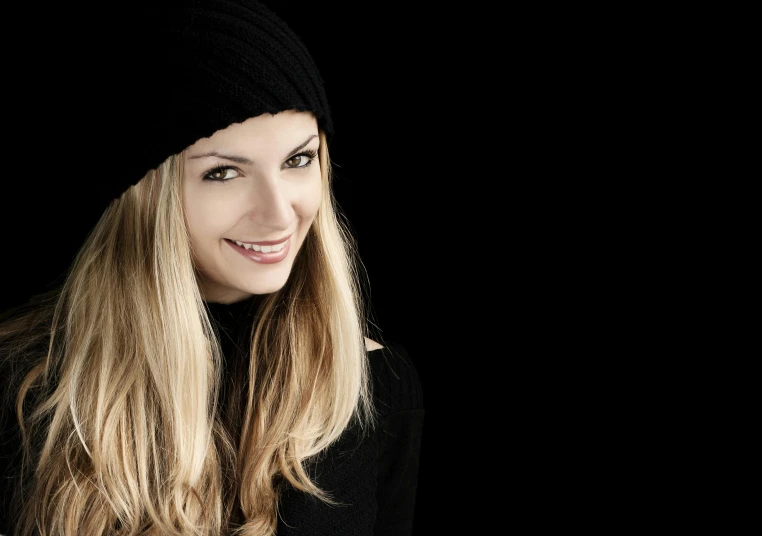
[285,150,317,169]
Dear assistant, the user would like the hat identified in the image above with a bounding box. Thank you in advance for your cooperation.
[77,1,333,205]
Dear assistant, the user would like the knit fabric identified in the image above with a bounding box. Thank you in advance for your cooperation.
[205,299,425,535]
[90,1,333,204]
[0,299,425,534]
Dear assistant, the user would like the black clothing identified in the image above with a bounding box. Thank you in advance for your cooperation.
[0,298,424,535]
[47,2,336,209]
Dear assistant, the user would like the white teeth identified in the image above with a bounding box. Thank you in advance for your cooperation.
[233,240,286,253]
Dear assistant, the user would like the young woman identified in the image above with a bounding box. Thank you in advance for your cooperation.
[0,2,424,535]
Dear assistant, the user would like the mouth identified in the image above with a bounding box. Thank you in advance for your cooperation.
[224,238,287,253]
[223,236,292,264]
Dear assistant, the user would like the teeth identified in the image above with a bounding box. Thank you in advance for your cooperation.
[234,240,286,253]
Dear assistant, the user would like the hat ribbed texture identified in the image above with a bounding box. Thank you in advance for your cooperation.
[100,0,332,202]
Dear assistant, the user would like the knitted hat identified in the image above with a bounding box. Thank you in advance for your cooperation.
[87,1,332,204]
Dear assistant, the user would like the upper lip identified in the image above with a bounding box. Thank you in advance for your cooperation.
[227,235,291,246]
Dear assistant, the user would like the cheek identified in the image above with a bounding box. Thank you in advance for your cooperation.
[296,177,324,220]
[183,186,236,243]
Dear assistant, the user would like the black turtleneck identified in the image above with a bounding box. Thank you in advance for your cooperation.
[205,296,259,429]
[204,297,425,536]
[1,298,424,536]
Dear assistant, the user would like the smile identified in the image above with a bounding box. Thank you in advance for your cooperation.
[224,237,292,265]
[231,240,286,253]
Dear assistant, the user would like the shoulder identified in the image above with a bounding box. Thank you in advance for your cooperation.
[366,341,424,417]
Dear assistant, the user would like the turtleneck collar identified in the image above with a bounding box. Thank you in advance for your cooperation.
[204,295,260,360]
[204,295,258,324]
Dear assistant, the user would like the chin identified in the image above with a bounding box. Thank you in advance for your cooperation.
[240,274,291,296]
[246,283,287,295]
[200,272,291,302]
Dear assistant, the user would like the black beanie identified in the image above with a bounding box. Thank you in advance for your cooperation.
[85,1,332,204]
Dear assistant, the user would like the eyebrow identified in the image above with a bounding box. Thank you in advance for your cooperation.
[188,134,319,164]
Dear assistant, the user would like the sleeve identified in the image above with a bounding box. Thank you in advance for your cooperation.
[370,343,425,536]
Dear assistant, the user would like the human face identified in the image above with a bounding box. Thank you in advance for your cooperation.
[182,111,322,304]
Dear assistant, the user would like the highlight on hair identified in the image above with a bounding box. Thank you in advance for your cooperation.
[0,130,374,535]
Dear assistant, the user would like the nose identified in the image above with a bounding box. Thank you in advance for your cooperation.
[245,171,295,231]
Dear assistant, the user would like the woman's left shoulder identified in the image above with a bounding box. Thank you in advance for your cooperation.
[365,339,424,415]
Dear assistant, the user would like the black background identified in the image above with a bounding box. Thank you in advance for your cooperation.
[0,4,479,532]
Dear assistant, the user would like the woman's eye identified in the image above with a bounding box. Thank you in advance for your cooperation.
[285,153,314,168]
[204,166,239,181]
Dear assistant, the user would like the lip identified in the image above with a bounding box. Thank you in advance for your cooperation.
[225,236,291,264]
[227,235,291,246]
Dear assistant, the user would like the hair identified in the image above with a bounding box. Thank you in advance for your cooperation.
[0,130,376,535]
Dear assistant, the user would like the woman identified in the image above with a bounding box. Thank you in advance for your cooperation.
[0,2,424,535]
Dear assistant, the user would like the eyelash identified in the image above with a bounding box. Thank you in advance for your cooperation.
[202,149,319,182]
[291,148,319,167]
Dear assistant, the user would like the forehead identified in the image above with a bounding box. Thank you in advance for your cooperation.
[187,111,319,155]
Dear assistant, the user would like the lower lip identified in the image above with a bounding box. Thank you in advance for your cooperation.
[225,238,291,264]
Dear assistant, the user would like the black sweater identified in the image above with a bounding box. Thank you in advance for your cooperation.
[0,298,424,535]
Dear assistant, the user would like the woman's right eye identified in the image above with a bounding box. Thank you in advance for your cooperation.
[203,166,239,181]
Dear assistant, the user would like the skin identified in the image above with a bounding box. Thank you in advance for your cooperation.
[182,110,322,304]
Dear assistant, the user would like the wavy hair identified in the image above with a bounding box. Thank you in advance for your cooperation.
[0,131,375,535]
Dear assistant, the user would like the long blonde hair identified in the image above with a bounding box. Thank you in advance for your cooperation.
[0,132,374,535]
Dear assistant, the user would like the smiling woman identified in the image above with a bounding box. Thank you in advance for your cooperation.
[0,2,424,535]
[182,112,324,301]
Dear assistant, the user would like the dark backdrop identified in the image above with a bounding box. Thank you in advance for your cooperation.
[0,4,474,533]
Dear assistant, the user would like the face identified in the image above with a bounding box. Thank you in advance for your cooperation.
[182,110,322,303]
